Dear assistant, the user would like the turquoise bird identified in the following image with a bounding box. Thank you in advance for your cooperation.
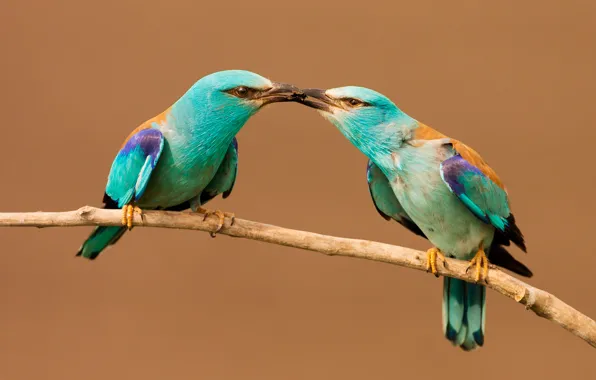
[299,87,529,351]
[366,160,532,278]
[77,70,303,259]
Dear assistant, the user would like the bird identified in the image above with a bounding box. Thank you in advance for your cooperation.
[299,86,529,351]
[76,70,304,260]
[366,160,532,278]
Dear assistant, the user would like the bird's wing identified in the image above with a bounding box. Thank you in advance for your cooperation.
[200,137,239,205]
[103,127,164,208]
[439,143,526,252]
[366,160,426,238]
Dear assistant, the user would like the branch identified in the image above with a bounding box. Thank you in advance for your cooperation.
[1,206,594,348]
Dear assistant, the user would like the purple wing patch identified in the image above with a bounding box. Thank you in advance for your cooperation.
[121,128,163,167]
[105,128,164,208]
[440,154,484,195]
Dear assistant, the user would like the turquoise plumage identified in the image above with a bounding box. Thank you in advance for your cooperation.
[300,86,530,350]
[77,70,302,259]
[366,160,426,237]
[367,159,533,279]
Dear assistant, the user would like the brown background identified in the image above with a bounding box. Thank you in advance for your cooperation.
[1,1,595,379]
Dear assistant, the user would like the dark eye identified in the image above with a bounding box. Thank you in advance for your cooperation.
[225,86,257,98]
[343,98,366,107]
[234,86,249,97]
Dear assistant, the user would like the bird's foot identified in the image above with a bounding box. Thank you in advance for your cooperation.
[197,207,235,237]
[425,247,446,277]
[121,204,143,230]
[466,247,489,283]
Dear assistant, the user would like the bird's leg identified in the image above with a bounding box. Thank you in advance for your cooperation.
[121,204,143,230]
[465,244,489,283]
[425,247,446,277]
[197,207,235,238]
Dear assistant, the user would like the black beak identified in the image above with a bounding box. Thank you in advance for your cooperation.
[298,88,336,113]
[259,82,306,105]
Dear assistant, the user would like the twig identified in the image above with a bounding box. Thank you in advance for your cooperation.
[0,206,594,348]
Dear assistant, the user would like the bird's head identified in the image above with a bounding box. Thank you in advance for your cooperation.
[298,86,416,160]
[170,70,304,143]
[185,70,304,119]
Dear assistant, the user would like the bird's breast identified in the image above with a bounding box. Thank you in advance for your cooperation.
[137,129,229,208]
[388,145,494,257]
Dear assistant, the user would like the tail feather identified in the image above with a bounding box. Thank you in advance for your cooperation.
[76,226,127,260]
[504,214,527,252]
[489,245,533,278]
[443,277,486,351]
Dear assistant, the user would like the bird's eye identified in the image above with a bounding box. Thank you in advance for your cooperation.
[343,98,366,107]
[226,86,256,98]
[234,86,249,97]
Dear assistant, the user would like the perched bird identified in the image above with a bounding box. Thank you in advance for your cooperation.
[300,86,529,351]
[77,70,303,260]
[366,160,532,278]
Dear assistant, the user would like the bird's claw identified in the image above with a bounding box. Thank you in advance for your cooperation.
[425,247,446,277]
[121,204,143,230]
[197,207,235,237]
[466,247,489,283]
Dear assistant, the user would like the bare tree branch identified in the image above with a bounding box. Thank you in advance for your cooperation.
[0,206,594,348]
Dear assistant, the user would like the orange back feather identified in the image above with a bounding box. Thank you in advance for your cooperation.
[120,107,172,148]
[413,123,505,190]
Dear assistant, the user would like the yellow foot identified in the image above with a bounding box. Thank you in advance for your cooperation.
[466,247,489,283]
[197,207,235,237]
[121,204,143,230]
[425,247,446,277]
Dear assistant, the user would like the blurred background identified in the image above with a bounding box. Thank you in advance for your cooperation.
[1,0,595,379]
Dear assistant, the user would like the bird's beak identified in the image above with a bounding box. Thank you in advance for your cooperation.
[298,88,336,113]
[258,82,306,105]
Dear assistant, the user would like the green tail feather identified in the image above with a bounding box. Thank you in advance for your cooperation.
[442,277,486,351]
[76,226,127,260]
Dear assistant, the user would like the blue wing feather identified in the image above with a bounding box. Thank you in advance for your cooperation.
[439,155,510,231]
[105,128,164,207]
[366,160,426,238]
[440,154,526,252]
[366,161,391,221]
[222,137,239,199]
[201,137,238,204]
[78,128,164,260]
